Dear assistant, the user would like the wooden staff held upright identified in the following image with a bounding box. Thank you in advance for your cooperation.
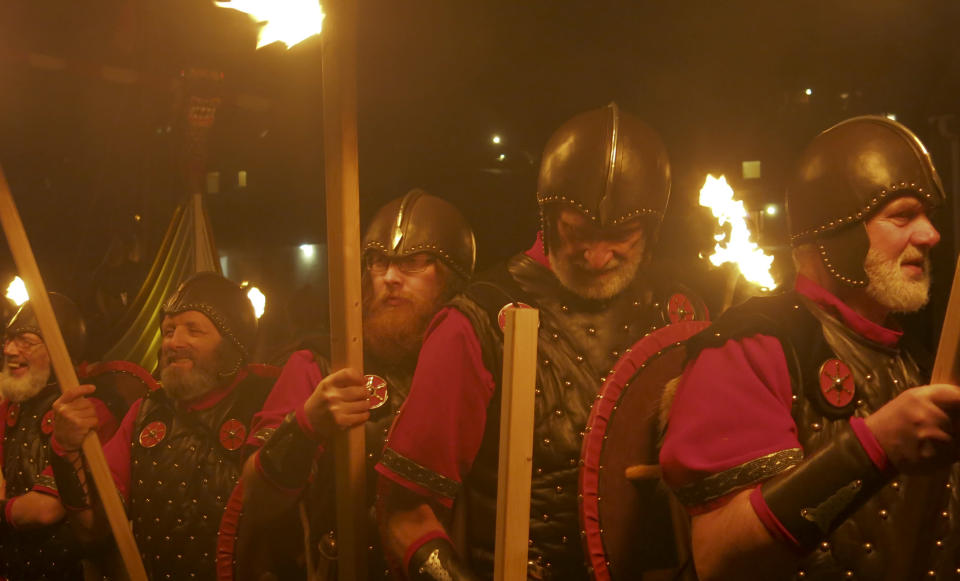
[320,1,366,580]
[0,165,149,581]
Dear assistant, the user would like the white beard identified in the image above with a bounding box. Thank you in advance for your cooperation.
[864,246,931,313]
[549,250,644,300]
[0,365,50,402]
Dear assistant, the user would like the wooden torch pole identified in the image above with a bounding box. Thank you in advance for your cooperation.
[320,1,366,581]
[493,307,539,581]
[0,166,148,581]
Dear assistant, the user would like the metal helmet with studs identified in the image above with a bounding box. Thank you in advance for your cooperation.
[787,116,945,286]
[161,272,257,362]
[6,292,87,363]
[536,103,671,230]
[363,189,476,279]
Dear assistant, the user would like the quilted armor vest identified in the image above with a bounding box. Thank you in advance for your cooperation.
[688,291,960,580]
[128,369,274,579]
[452,253,705,580]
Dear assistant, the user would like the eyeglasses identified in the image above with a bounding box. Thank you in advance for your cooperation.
[4,335,44,353]
[365,252,436,275]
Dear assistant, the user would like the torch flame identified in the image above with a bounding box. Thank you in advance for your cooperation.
[214,0,325,49]
[6,276,28,306]
[699,175,776,290]
[246,286,266,319]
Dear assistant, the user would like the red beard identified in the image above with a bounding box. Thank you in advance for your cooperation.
[363,290,439,367]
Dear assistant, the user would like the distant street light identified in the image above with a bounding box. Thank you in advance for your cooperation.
[498,153,506,161]
[804,88,813,96]
[6,276,28,306]
[492,135,502,145]
[765,204,779,217]
[299,243,316,260]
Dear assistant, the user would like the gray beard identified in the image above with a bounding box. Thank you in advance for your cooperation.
[0,366,50,402]
[161,363,221,402]
[549,250,643,300]
[864,247,931,314]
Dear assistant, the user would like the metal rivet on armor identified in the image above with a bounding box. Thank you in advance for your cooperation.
[543,359,551,367]
[586,327,597,336]
[536,468,543,475]
[555,485,563,494]
[864,542,872,553]
[551,332,560,341]
[570,458,577,467]
[856,399,866,407]
[936,539,944,548]
[561,536,568,544]
[560,305,569,313]
[820,541,830,552]
[811,423,822,432]
[845,572,853,579]
[553,409,562,417]
[542,514,549,522]
[632,301,641,307]
[563,379,572,388]
[947,483,953,490]
[891,481,901,491]
[791,394,798,402]
[535,387,542,396]
[942,511,950,519]
[879,509,888,519]
[893,378,899,385]
[528,539,533,547]
[543,438,551,446]
[622,324,630,332]
[576,355,584,363]
[610,351,619,359]
[797,571,805,578]
[926,571,935,578]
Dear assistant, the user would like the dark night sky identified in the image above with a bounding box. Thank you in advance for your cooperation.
[1,0,959,355]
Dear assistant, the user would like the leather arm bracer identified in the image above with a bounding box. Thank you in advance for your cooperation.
[407,537,480,581]
[257,410,321,490]
[49,450,93,510]
[759,423,891,551]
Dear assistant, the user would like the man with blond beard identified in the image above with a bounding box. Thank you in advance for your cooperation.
[660,116,960,580]
[0,293,122,580]
[227,189,476,580]
[50,272,280,580]
[376,104,707,581]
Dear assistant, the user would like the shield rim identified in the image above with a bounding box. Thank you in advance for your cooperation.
[579,319,710,581]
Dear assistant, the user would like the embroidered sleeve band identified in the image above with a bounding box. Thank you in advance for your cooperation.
[674,448,803,507]
[379,447,461,502]
[49,450,93,511]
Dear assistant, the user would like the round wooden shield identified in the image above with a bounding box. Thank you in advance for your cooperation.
[580,320,709,581]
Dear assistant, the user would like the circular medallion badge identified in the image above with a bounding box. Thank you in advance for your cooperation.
[41,409,55,435]
[666,293,696,324]
[365,375,389,410]
[219,419,247,451]
[497,302,535,331]
[139,421,167,448]
[6,403,19,427]
[819,358,856,408]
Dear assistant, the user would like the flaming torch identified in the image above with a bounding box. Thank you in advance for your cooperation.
[6,276,28,306]
[699,174,777,312]
[211,2,366,580]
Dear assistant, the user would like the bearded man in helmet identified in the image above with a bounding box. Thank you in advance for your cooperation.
[0,293,124,580]
[226,189,476,580]
[50,272,280,580]
[660,116,960,580]
[376,104,707,581]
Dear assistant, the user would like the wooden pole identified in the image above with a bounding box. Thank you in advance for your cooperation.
[493,307,539,581]
[0,165,148,581]
[320,1,366,581]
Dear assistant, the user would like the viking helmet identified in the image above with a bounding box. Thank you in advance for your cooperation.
[6,292,87,363]
[161,272,257,363]
[363,189,476,279]
[787,116,945,286]
[537,103,671,235]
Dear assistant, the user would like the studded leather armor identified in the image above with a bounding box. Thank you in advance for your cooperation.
[449,253,706,580]
[0,385,82,580]
[128,367,275,580]
[687,292,960,580]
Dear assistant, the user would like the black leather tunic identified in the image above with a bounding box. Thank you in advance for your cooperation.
[452,253,705,580]
[128,367,275,580]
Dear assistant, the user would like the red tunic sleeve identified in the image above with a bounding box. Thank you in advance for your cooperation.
[375,307,496,508]
[659,334,801,513]
[246,350,323,449]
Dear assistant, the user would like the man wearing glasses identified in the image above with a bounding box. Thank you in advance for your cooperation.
[229,189,476,580]
[377,104,707,581]
[0,293,122,580]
